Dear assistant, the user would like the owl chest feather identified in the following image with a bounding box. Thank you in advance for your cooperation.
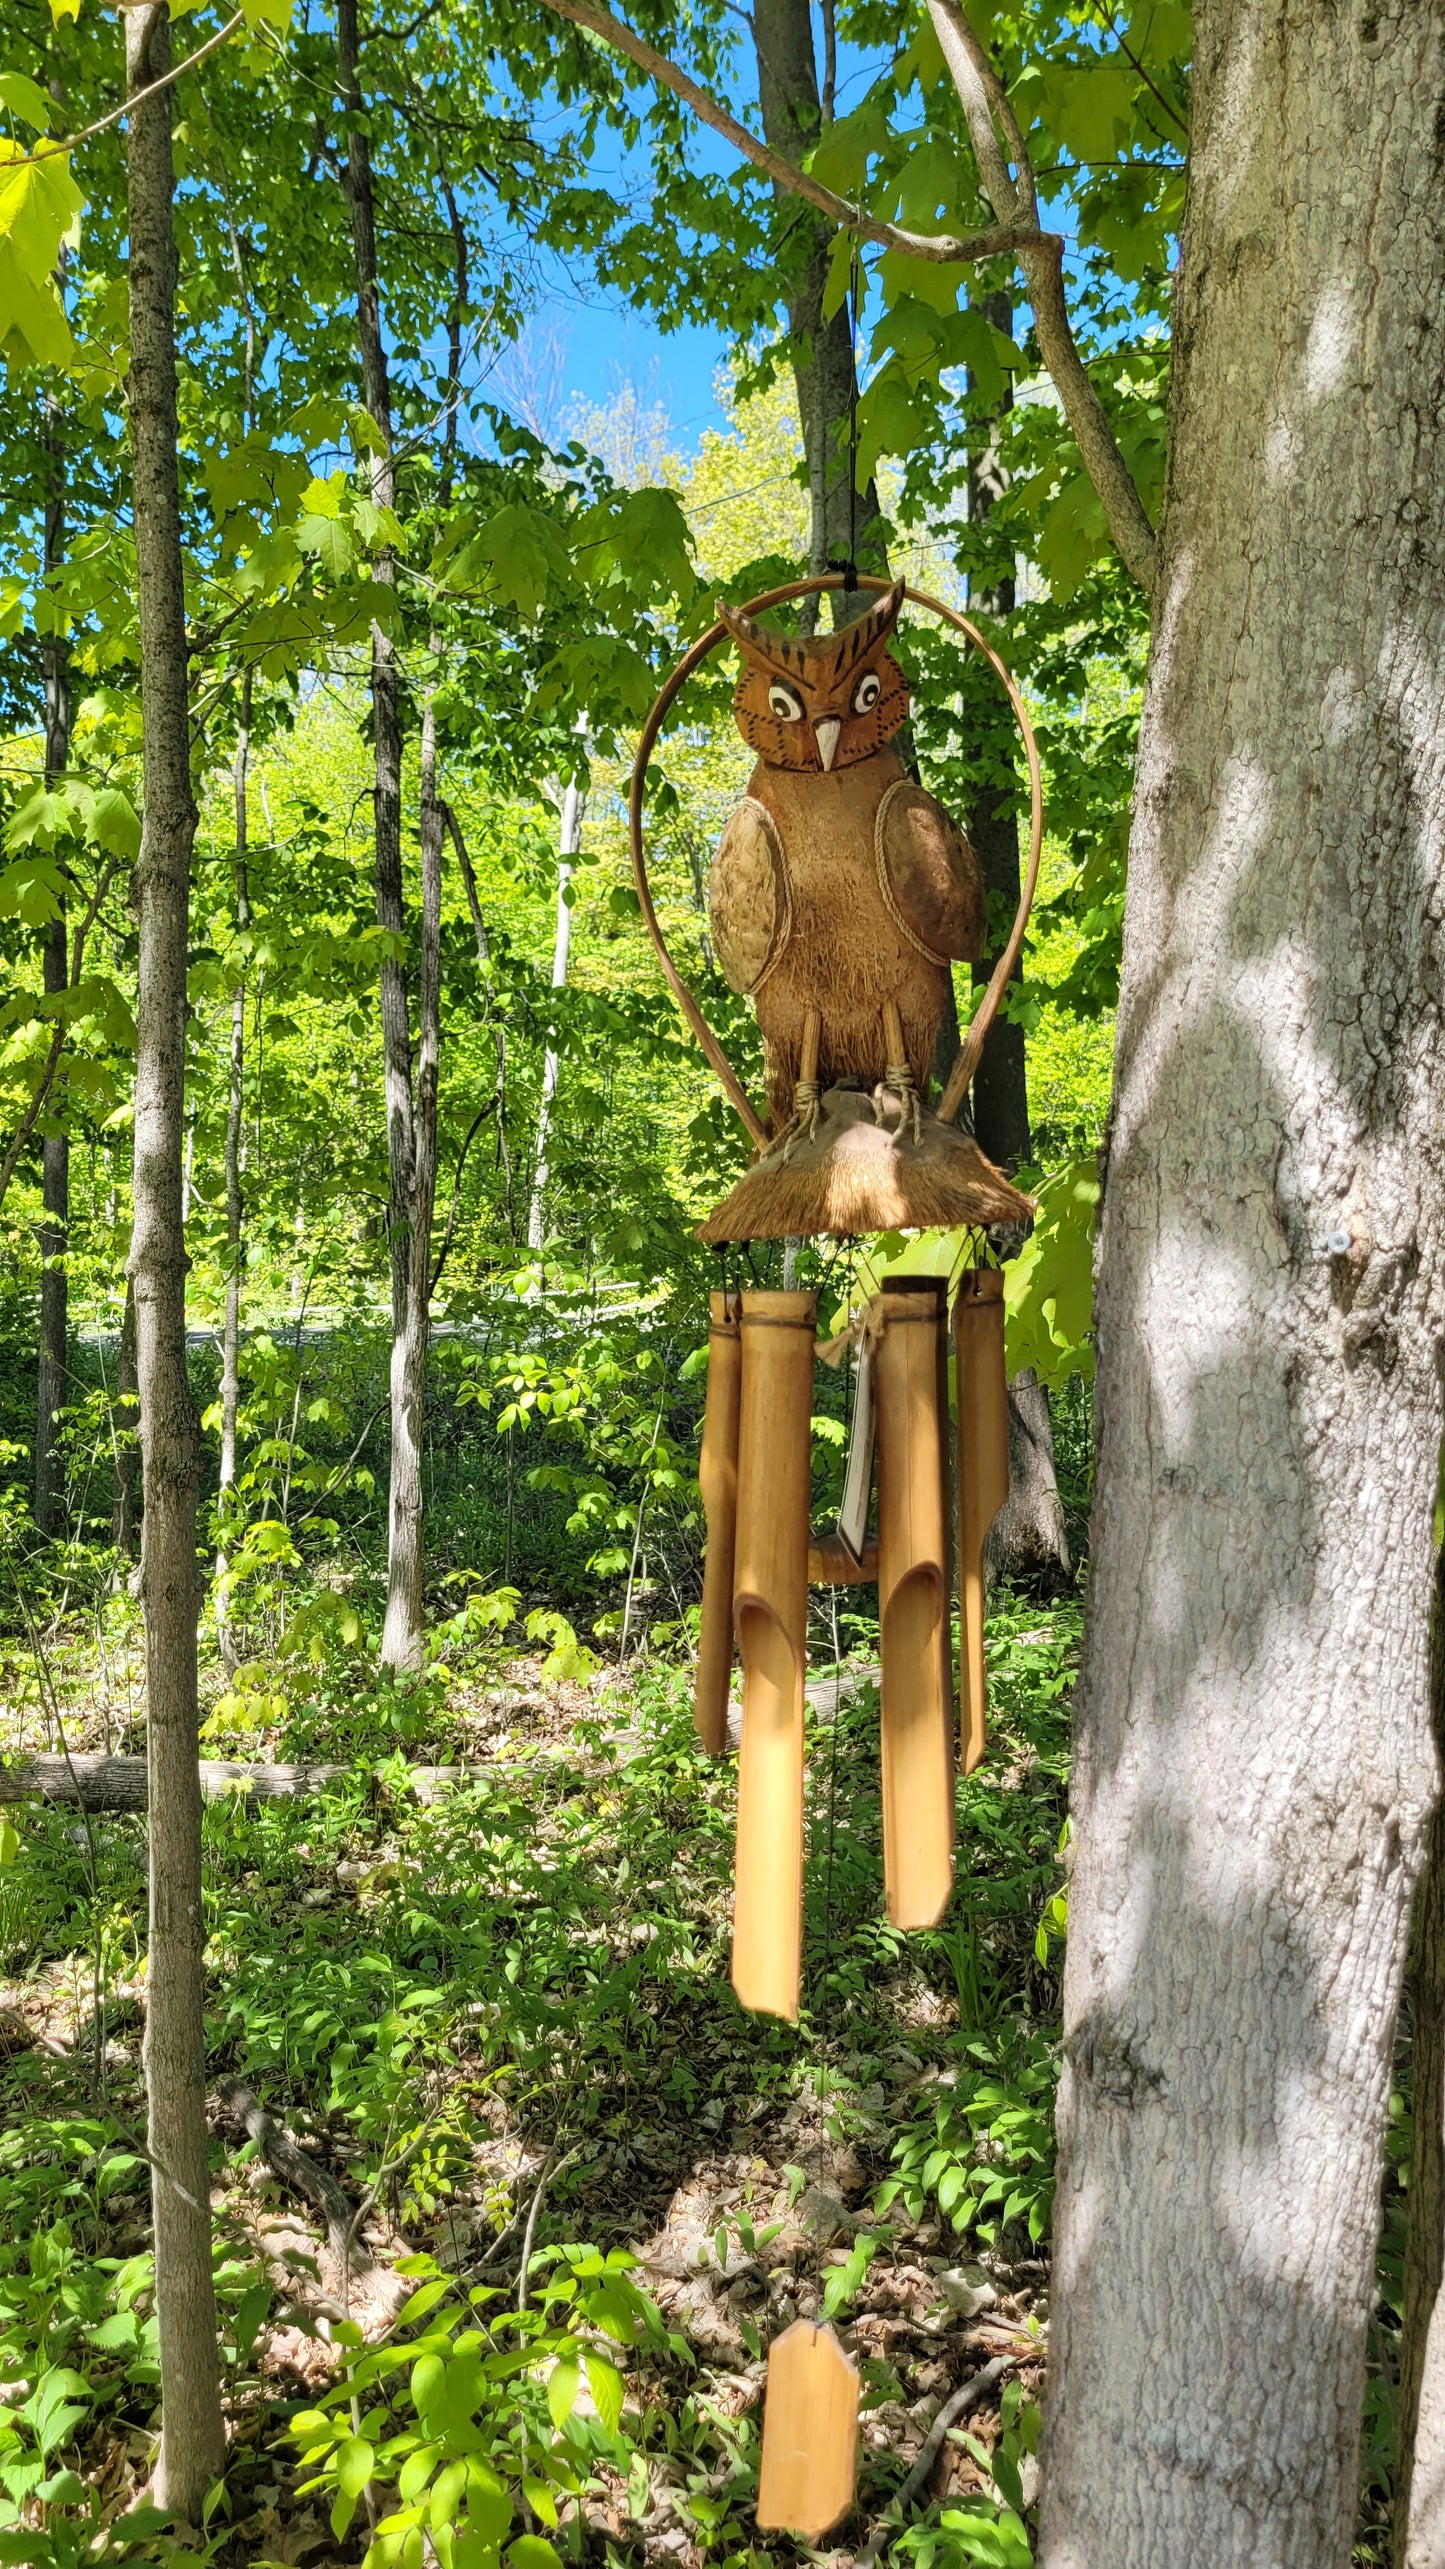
[748,748,942,1024]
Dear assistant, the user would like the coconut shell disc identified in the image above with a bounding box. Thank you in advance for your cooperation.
[698,1083,1032,1245]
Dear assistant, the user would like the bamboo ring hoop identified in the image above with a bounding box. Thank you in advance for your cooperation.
[628,572,1044,1154]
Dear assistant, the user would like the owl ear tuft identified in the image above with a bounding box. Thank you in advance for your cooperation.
[715,597,808,679]
[838,578,908,668]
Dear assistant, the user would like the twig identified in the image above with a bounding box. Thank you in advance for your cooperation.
[855,2355,1015,2569]
[428,1096,498,1299]
[516,2140,581,2314]
[924,0,1157,591]
[535,0,1041,267]
[17,13,246,168]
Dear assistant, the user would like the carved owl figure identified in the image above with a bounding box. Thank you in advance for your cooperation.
[708,581,985,1129]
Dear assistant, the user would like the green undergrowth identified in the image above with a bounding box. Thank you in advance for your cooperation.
[0,1599,1082,2566]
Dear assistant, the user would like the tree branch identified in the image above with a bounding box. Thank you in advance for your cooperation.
[537,0,1158,593]
[926,0,1158,591]
[535,0,1042,267]
[22,13,246,170]
[855,2355,1015,2569]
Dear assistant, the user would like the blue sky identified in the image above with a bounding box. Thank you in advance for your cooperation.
[480,27,895,459]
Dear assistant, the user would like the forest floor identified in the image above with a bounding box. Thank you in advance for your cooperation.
[6,1583,1390,2569]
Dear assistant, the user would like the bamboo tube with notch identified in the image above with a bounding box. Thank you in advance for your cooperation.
[693,1289,742,1753]
[875,1280,954,1929]
[757,2319,859,2538]
[955,1268,1010,1774]
[731,1288,816,2021]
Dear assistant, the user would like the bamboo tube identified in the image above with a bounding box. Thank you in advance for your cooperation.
[757,2320,860,2538]
[875,1281,954,1930]
[694,1289,742,1754]
[955,1268,1010,1774]
[731,1287,817,2021]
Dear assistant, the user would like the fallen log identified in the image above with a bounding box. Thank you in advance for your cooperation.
[0,1753,487,1813]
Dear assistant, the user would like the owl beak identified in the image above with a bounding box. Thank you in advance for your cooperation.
[813,717,841,772]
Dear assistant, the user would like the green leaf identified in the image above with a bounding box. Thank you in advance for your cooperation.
[0,141,83,370]
[507,2540,562,2569]
[583,2351,624,2436]
[334,2435,375,2501]
[1004,1156,1101,1386]
[86,786,140,860]
[0,75,53,133]
[546,2355,580,2428]
[297,510,355,581]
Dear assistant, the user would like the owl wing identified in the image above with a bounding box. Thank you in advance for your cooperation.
[708,796,791,995]
[876,780,985,963]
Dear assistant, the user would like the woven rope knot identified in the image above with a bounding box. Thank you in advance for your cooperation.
[881,1061,924,1147]
[780,1076,823,1163]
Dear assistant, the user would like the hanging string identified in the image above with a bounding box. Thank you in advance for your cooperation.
[809,1235,859,2324]
[827,238,864,605]
[846,241,861,595]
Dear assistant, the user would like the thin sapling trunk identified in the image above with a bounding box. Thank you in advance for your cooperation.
[125,0,226,2516]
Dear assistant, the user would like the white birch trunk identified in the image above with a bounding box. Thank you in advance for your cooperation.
[527,755,587,1253]
[1040,11,1445,2563]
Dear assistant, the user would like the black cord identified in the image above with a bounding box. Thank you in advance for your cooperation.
[846,240,861,594]
[811,1239,859,2322]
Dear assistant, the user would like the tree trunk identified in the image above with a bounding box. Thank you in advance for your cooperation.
[750,0,886,608]
[984,1367,1070,1594]
[380,673,442,1671]
[336,0,422,1670]
[1396,1554,1445,2567]
[216,676,251,1669]
[124,0,225,2519]
[1040,13,1445,2565]
[34,387,70,1537]
[965,290,1031,1175]
[963,294,1069,1591]
[527,761,586,1255]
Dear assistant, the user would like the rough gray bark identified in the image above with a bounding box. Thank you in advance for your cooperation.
[1396,1555,1445,2567]
[985,1366,1070,1594]
[1040,12,1445,2565]
[336,0,425,1670]
[751,0,886,600]
[35,371,70,1535]
[124,0,226,2518]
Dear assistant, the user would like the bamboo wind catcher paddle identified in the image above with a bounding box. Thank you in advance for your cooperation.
[756,2319,860,2540]
[875,1279,954,1931]
[693,1290,742,1755]
[955,1268,1010,1773]
[731,1290,816,2021]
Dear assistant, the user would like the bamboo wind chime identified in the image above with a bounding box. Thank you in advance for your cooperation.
[630,573,1042,2541]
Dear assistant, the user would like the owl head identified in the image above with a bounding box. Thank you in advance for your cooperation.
[718,580,910,773]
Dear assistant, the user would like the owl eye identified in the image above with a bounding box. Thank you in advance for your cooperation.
[853,670,883,714]
[767,682,803,721]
